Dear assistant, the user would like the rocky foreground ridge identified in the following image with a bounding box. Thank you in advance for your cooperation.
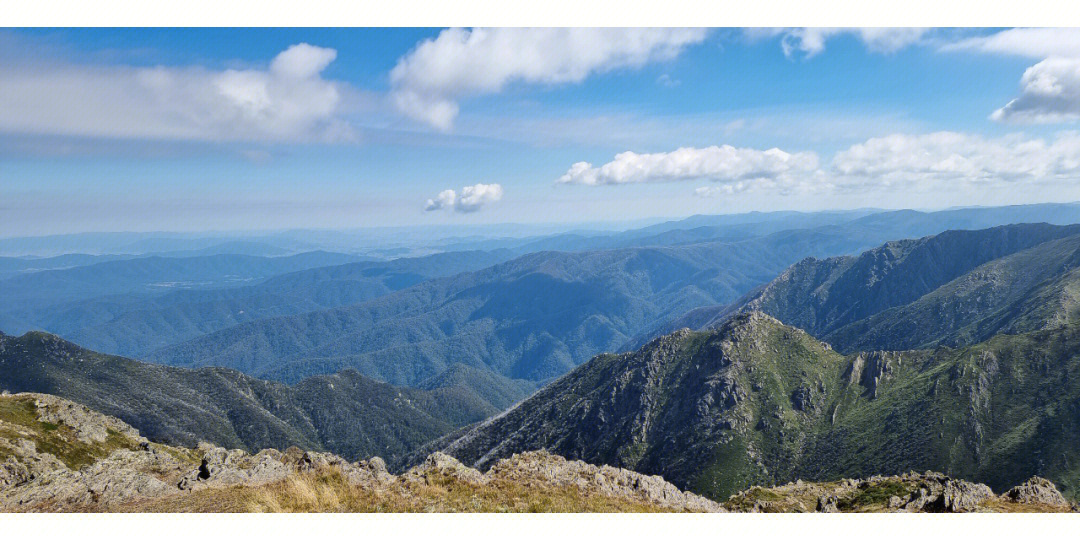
[1,392,1074,512]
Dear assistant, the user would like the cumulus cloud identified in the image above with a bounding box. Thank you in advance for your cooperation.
[751,28,929,59]
[558,131,1080,197]
[389,28,708,131]
[991,58,1080,124]
[556,146,820,189]
[424,183,504,213]
[0,43,353,142]
[832,131,1080,184]
[938,29,1080,125]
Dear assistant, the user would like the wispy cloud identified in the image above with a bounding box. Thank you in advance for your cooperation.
[747,28,930,59]
[940,28,1080,58]
[0,43,355,142]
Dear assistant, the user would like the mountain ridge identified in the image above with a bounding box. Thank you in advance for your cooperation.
[422,311,1080,500]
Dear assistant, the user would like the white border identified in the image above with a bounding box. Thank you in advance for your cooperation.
[2,0,1079,27]
[3,512,1078,540]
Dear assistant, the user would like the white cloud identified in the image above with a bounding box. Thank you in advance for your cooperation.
[556,145,820,188]
[656,74,680,88]
[0,43,353,142]
[991,58,1080,124]
[941,28,1080,58]
[558,131,1080,198]
[694,184,753,198]
[938,29,1080,124]
[752,28,929,59]
[389,28,708,131]
[425,183,504,213]
[832,131,1080,184]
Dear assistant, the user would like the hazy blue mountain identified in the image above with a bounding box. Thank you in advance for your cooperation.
[18,249,516,358]
[148,209,1016,386]
[0,253,141,280]
[0,330,534,467]
[0,251,366,307]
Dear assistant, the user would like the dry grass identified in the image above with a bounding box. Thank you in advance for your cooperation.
[980,499,1075,513]
[125,469,678,513]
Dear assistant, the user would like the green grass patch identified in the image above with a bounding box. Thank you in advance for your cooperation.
[837,480,913,511]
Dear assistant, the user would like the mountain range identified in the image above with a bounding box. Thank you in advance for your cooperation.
[142,207,1080,387]
[423,311,1080,500]
[659,223,1080,353]
[0,330,534,467]
[5,207,1080,509]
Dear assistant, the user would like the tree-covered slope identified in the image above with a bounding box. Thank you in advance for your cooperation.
[424,313,1080,501]
[653,224,1080,350]
[0,331,533,467]
[44,249,515,358]
[146,223,901,386]
[824,234,1080,351]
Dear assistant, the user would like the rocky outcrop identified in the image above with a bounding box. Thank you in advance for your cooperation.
[1,447,185,509]
[1004,477,1069,507]
[2,392,1076,512]
[176,444,289,491]
[400,451,723,511]
[31,394,141,444]
[0,393,720,512]
[728,471,1069,513]
[489,451,722,512]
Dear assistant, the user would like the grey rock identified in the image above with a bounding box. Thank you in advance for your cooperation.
[1003,477,1068,506]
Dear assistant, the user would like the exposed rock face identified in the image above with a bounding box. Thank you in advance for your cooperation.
[176,444,289,491]
[2,448,185,509]
[726,471,1062,513]
[31,394,141,444]
[1004,477,1069,507]
[400,451,723,512]
[489,451,723,512]
[905,472,995,512]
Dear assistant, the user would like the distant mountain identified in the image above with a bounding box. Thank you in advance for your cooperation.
[423,312,1080,500]
[140,240,295,258]
[37,249,516,358]
[434,203,1080,255]
[0,253,139,280]
[665,223,1080,352]
[147,222,905,386]
[828,233,1080,351]
[0,331,535,467]
[148,209,1080,387]
[0,251,367,308]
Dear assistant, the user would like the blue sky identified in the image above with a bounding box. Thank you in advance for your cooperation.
[3,27,1080,235]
